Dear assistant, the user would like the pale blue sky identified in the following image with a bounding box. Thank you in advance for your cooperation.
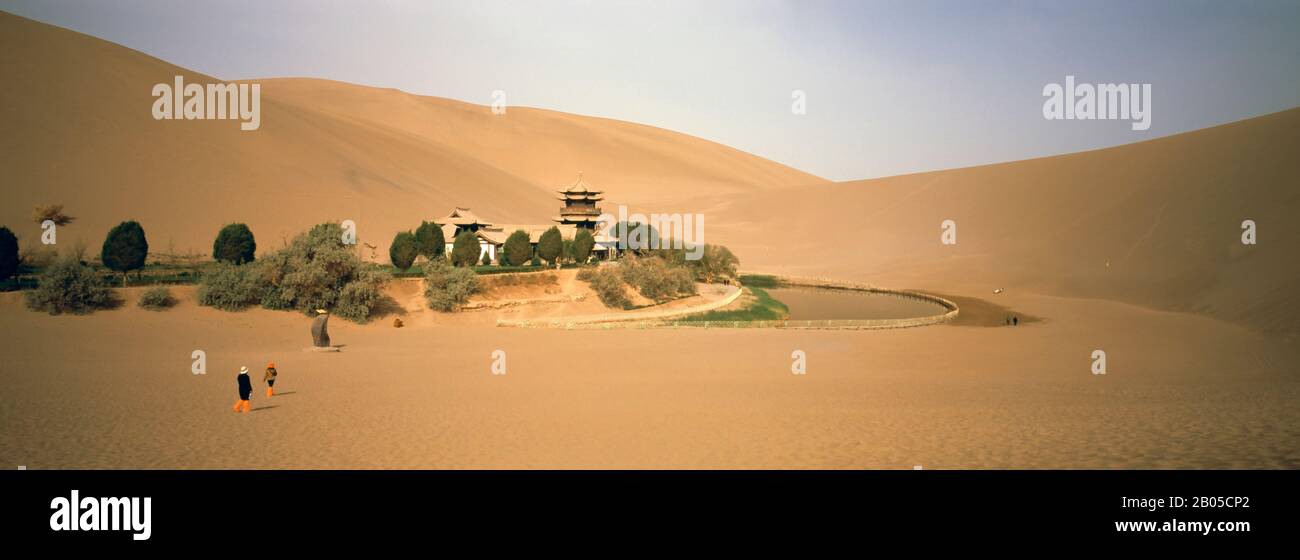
[4,0,1299,181]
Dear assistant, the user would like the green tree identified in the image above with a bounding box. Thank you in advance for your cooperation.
[101,220,148,286]
[451,231,480,267]
[572,228,595,264]
[212,223,256,264]
[414,221,445,259]
[389,231,419,271]
[502,230,532,266]
[537,226,563,267]
[562,239,574,264]
[691,244,740,283]
[0,226,19,283]
[613,221,660,255]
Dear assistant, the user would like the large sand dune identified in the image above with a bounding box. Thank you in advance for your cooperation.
[0,11,821,258]
[707,109,1300,333]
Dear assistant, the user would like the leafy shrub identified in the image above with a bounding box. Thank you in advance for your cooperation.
[213,223,256,264]
[25,256,114,314]
[414,221,445,259]
[197,262,261,311]
[620,255,696,302]
[102,221,148,285]
[334,268,389,322]
[423,259,479,311]
[585,266,630,309]
[572,229,595,264]
[389,231,419,271]
[197,223,390,322]
[0,226,18,282]
[503,229,531,266]
[138,286,176,310]
[536,226,562,266]
[451,231,480,267]
[575,266,597,282]
[255,223,390,320]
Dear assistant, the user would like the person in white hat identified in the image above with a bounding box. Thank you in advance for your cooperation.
[232,366,253,413]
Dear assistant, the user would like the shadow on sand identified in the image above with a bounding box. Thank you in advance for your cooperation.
[251,405,280,412]
[369,294,407,318]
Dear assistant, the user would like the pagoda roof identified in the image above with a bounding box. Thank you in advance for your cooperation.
[441,207,491,226]
[557,172,603,195]
[555,193,603,201]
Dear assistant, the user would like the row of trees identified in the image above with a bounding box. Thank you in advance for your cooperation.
[387,222,597,271]
[0,219,259,286]
[0,219,151,286]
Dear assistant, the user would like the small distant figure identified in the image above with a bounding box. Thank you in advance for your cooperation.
[1005,316,1011,326]
[993,288,1003,294]
[1012,316,1019,326]
[232,366,252,413]
[264,362,278,397]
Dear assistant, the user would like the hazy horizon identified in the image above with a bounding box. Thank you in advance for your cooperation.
[3,0,1298,181]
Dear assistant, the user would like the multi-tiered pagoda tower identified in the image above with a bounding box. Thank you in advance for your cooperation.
[552,172,604,229]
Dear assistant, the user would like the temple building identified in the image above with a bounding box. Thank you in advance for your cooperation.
[437,174,616,263]
[552,173,604,229]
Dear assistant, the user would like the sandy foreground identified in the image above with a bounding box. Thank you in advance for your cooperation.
[2,281,1296,469]
[0,10,1296,469]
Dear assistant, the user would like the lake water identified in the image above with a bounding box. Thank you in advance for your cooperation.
[765,286,948,321]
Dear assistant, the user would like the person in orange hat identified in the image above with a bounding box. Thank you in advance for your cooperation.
[264,362,278,397]
[232,366,252,413]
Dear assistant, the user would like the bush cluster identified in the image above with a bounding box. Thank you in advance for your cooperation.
[586,266,631,309]
[25,256,114,314]
[138,286,176,310]
[423,259,479,311]
[620,254,696,301]
[196,261,262,311]
[198,223,390,322]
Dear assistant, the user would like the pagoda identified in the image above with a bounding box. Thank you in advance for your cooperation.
[552,172,604,229]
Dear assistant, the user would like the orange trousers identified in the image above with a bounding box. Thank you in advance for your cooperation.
[232,399,251,413]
